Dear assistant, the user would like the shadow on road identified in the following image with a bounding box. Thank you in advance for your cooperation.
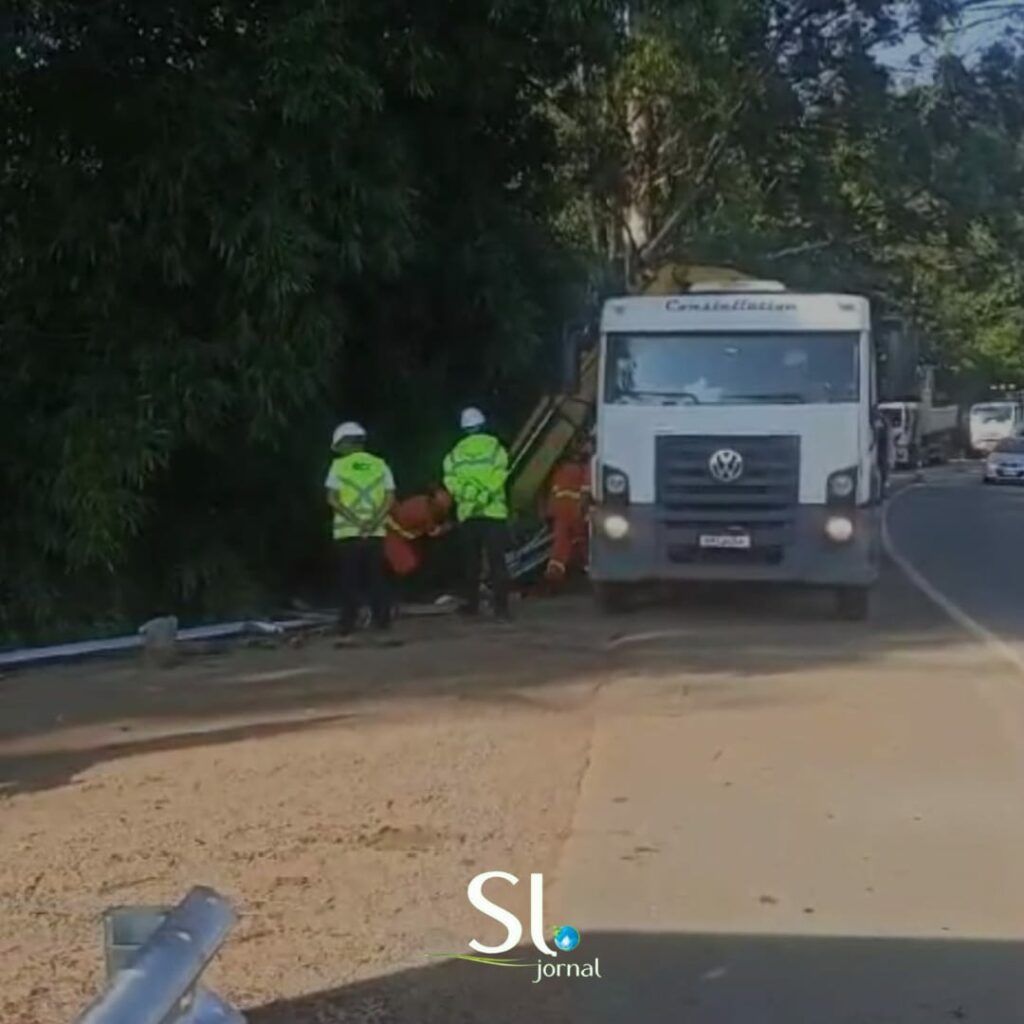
[247,929,1024,1023]
[0,713,359,798]
[0,559,960,798]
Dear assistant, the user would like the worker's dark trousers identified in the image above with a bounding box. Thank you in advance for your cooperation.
[336,537,391,634]
[460,518,509,616]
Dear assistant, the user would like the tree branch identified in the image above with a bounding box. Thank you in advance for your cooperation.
[637,96,746,267]
[764,234,869,261]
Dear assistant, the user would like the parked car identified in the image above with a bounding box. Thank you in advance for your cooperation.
[983,436,1024,483]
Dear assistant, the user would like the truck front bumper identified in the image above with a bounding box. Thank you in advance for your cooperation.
[590,505,880,586]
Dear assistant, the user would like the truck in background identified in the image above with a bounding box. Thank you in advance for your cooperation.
[968,399,1024,455]
[586,280,882,620]
[878,367,959,469]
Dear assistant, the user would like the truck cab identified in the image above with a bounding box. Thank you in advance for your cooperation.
[589,283,881,618]
[878,402,914,466]
[878,366,957,468]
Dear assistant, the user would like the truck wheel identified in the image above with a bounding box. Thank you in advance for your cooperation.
[594,582,630,614]
[835,586,870,621]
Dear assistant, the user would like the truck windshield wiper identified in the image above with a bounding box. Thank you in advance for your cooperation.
[623,391,701,405]
[728,393,806,404]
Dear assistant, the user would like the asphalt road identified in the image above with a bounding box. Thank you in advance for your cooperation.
[887,463,1024,651]
[541,468,1024,1023]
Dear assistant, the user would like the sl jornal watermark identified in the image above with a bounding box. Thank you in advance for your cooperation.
[430,871,603,984]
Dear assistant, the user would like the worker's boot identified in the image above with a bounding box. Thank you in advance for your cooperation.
[492,597,513,623]
[459,591,481,618]
[369,629,403,648]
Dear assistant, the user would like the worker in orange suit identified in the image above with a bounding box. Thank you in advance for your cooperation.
[385,487,454,577]
[544,439,592,583]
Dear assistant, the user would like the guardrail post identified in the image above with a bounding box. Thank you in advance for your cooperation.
[74,886,244,1024]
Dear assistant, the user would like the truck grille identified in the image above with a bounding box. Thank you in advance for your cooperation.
[655,434,800,564]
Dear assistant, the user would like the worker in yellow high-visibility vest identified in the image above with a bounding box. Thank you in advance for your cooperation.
[325,421,396,643]
[443,407,510,619]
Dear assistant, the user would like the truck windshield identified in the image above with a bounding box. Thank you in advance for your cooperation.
[971,405,1014,423]
[605,331,860,405]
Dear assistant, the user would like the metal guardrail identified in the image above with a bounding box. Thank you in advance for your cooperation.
[507,525,553,579]
[74,886,244,1024]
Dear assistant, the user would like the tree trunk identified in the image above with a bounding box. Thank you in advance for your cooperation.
[623,92,652,292]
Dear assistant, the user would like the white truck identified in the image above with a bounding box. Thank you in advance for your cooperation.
[968,400,1023,455]
[587,282,882,619]
[878,369,959,468]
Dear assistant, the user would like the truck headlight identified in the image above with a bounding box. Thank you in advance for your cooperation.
[602,514,630,540]
[825,516,854,543]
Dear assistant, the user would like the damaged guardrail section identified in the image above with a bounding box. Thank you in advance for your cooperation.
[74,886,244,1024]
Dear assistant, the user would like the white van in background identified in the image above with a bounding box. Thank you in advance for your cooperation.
[968,401,1023,455]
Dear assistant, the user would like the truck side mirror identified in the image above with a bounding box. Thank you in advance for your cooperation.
[561,322,592,394]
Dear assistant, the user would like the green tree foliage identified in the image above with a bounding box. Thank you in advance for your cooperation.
[0,0,616,638]
[889,48,1024,390]
[551,0,912,289]
[553,1,1024,397]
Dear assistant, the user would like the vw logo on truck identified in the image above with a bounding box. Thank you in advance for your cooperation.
[708,448,744,483]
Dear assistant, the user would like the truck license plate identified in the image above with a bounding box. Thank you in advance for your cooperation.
[699,533,751,550]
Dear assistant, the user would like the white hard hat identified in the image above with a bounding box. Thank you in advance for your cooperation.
[460,406,486,430]
[332,421,367,447]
